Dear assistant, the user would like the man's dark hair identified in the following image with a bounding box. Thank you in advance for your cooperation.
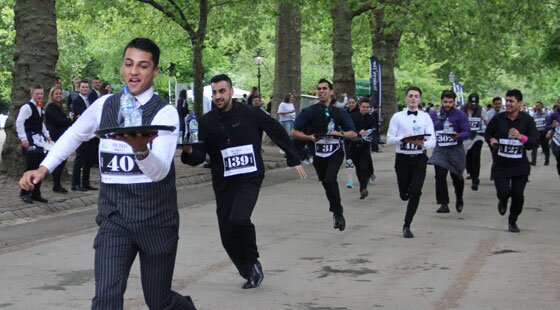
[92,76,100,80]
[317,79,333,90]
[492,97,502,103]
[359,97,371,105]
[405,86,422,96]
[440,90,456,100]
[210,74,233,88]
[505,89,523,101]
[536,101,544,106]
[283,93,292,102]
[79,80,89,86]
[123,37,160,67]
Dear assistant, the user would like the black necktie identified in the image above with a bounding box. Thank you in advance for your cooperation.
[407,110,417,116]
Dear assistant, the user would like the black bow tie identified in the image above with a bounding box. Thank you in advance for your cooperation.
[407,110,418,116]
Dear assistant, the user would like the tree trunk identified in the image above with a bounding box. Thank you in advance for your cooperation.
[1,0,58,176]
[370,4,405,133]
[272,1,301,119]
[331,0,355,100]
[191,0,208,118]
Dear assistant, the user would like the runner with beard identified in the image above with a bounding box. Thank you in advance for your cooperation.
[427,90,470,214]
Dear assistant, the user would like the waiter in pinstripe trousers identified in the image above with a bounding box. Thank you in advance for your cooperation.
[20,38,197,309]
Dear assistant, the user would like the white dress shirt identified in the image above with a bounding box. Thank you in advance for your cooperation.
[387,109,436,154]
[15,99,50,141]
[41,87,179,182]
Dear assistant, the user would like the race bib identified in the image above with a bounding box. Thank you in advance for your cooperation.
[221,144,257,177]
[468,117,482,132]
[553,127,560,146]
[436,130,458,147]
[314,137,341,158]
[399,141,423,155]
[497,138,523,159]
[535,118,546,130]
[99,139,151,184]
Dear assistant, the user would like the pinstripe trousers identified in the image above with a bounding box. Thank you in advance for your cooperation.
[91,212,196,310]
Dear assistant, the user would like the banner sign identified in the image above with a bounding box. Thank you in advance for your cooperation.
[369,56,382,126]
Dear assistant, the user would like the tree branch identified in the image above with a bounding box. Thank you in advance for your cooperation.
[136,0,196,37]
[352,0,375,17]
[166,0,188,26]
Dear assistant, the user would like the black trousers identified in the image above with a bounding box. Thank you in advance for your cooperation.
[72,139,95,187]
[466,140,483,181]
[493,175,528,224]
[51,159,67,188]
[92,212,196,310]
[530,131,550,163]
[395,153,427,228]
[554,148,560,176]
[20,148,45,197]
[351,144,373,191]
[434,165,464,205]
[215,176,263,279]
[312,149,344,215]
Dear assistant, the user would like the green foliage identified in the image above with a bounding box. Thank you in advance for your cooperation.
[0,0,15,111]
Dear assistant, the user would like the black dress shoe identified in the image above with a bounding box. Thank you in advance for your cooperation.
[508,222,520,233]
[71,186,88,191]
[82,185,98,190]
[471,179,479,191]
[52,186,68,193]
[333,214,345,231]
[436,204,450,213]
[497,200,507,216]
[20,195,33,204]
[544,159,549,166]
[455,198,464,213]
[530,161,536,166]
[30,195,48,203]
[403,227,414,238]
[359,189,368,199]
[242,261,264,289]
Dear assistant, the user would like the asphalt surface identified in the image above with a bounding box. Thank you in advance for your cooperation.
[0,141,559,309]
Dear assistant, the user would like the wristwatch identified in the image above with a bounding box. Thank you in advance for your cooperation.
[133,149,150,160]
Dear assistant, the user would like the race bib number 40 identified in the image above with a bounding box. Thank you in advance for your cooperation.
[497,138,523,159]
[221,144,257,177]
[99,139,151,184]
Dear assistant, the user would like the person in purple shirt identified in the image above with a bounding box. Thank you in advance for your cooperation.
[545,100,560,177]
[428,90,471,213]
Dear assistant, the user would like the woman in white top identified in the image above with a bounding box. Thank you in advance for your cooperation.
[277,93,297,135]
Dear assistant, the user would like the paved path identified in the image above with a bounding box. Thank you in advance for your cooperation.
[0,144,558,309]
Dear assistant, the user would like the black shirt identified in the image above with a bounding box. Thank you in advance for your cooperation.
[484,111,538,178]
[181,103,300,191]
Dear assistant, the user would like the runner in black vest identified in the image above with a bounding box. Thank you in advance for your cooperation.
[461,93,488,190]
[291,79,357,231]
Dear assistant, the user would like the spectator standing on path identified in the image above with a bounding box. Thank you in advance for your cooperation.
[530,101,550,166]
[545,100,560,178]
[19,37,197,309]
[485,89,538,233]
[66,76,81,112]
[291,79,357,232]
[277,93,296,135]
[461,93,489,191]
[181,74,307,289]
[99,82,112,96]
[16,85,52,204]
[45,85,72,193]
[348,98,377,199]
[387,86,436,238]
[71,80,97,192]
[427,90,470,214]
[177,89,190,135]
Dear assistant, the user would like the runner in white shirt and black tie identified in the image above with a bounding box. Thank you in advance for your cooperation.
[387,86,436,238]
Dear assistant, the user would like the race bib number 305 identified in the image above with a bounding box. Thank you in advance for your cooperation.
[221,144,257,177]
[497,138,523,159]
[436,130,458,147]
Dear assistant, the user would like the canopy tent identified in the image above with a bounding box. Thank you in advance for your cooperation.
[187,85,250,100]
